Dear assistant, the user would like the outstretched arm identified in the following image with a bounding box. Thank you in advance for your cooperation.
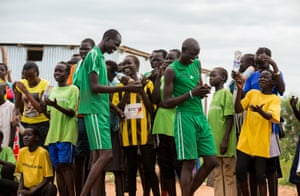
[89,72,142,94]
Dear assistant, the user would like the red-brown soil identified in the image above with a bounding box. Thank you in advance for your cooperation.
[105,178,298,196]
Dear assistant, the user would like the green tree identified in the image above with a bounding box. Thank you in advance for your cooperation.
[280,96,300,161]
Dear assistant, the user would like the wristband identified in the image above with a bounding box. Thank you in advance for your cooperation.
[189,90,194,99]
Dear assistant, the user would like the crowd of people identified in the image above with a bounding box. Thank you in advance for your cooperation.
[0,28,299,196]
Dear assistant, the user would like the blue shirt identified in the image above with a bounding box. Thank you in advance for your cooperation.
[243,71,285,96]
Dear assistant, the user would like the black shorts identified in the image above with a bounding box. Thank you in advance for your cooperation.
[289,135,300,184]
[156,134,182,179]
[74,118,90,158]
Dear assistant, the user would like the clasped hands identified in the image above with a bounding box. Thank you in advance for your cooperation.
[190,84,211,98]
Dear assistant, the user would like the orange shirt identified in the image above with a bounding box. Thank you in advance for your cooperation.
[66,64,77,85]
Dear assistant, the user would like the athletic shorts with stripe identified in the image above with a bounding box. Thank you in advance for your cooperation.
[174,112,216,160]
[84,113,112,150]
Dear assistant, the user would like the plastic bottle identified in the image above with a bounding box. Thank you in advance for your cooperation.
[233,50,242,72]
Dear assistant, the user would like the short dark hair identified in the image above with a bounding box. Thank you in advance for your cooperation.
[169,49,181,59]
[57,61,71,75]
[216,67,228,82]
[153,49,167,58]
[67,54,81,65]
[243,53,255,66]
[105,60,118,73]
[102,29,121,40]
[256,47,272,57]
[81,38,95,47]
[23,61,39,76]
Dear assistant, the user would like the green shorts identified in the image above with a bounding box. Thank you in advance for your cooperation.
[174,112,216,160]
[84,113,112,150]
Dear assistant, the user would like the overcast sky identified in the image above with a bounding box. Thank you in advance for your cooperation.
[1,0,300,96]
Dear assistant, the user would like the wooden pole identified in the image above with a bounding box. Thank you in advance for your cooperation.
[1,46,12,82]
[1,46,8,65]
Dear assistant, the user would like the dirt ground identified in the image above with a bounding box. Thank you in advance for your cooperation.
[105,177,298,196]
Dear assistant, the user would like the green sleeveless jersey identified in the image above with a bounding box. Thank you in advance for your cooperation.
[170,59,203,113]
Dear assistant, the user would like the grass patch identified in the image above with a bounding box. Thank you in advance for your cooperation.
[279,158,293,185]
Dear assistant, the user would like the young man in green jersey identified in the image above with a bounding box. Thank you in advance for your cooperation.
[74,29,141,196]
[163,38,218,196]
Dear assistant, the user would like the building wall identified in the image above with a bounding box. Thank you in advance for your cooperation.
[0,45,151,86]
[0,45,79,85]
[1,46,27,80]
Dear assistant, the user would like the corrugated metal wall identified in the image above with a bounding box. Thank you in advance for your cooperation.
[1,46,79,85]
[41,47,79,85]
[4,46,27,80]
[1,45,150,86]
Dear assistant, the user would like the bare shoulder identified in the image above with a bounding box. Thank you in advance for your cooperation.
[164,66,175,79]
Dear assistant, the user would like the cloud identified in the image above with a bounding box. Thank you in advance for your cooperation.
[1,0,300,95]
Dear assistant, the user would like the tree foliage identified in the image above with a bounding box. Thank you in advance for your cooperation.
[279,96,300,161]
